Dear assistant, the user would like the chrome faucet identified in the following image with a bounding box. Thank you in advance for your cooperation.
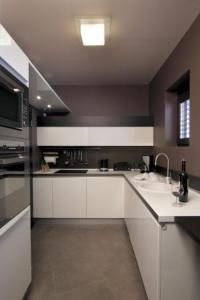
[155,153,171,184]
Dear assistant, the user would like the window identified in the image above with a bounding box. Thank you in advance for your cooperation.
[179,99,190,140]
[178,89,190,146]
[167,71,190,146]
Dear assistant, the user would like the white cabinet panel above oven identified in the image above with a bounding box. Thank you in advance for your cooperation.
[0,25,29,85]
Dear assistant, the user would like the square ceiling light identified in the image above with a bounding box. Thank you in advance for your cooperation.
[77,18,110,46]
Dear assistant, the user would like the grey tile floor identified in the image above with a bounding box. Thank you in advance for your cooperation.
[27,223,147,300]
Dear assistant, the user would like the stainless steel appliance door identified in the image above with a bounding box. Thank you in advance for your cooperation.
[0,154,30,228]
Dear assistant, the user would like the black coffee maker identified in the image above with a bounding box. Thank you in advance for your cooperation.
[142,155,154,172]
[99,159,109,171]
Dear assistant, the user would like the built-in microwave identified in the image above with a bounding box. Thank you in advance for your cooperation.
[0,65,28,131]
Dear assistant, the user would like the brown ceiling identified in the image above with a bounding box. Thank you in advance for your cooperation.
[0,0,200,85]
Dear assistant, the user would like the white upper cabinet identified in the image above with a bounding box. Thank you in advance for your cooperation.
[37,127,89,146]
[88,127,153,146]
[37,126,154,146]
[0,25,29,85]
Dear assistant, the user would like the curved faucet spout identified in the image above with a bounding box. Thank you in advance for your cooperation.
[155,153,170,184]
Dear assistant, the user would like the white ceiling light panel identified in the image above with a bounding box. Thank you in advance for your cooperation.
[77,18,110,46]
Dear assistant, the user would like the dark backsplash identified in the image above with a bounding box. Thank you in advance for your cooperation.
[39,146,153,169]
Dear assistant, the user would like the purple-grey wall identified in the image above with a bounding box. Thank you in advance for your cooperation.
[54,85,149,116]
[149,15,200,177]
[37,84,151,168]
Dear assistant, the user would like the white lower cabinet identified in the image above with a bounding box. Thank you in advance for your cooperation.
[0,208,31,300]
[125,181,160,300]
[33,176,124,219]
[52,177,87,218]
[87,176,124,218]
[124,181,200,300]
[33,176,200,299]
[33,177,86,218]
[33,178,53,218]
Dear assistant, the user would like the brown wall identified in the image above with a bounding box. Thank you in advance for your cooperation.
[54,85,149,116]
[37,84,151,168]
[149,15,200,177]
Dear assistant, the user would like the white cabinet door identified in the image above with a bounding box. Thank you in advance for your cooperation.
[0,208,31,300]
[52,177,87,218]
[33,178,53,218]
[37,127,88,146]
[0,25,29,84]
[160,224,200,300]
[88,127,153,146]
[87,176,124,218]
[124,181,160,300]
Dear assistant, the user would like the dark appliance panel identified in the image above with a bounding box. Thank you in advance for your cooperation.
[0,138,30,228]
[0,64,29,139]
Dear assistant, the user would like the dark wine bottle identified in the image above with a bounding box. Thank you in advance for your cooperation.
[179,159,189,202]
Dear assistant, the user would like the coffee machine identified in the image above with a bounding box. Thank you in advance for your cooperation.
[99,159,109,171]
[142,155,154,172]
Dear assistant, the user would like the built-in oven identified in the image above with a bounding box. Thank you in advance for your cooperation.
[0,138,30,228]
[0,64,29,132]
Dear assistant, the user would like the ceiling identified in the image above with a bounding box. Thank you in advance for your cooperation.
[0,0,200,85]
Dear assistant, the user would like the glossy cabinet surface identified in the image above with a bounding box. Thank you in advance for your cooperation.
[0,25,29,84]
[87,177,124,218]
[52,177,87,218]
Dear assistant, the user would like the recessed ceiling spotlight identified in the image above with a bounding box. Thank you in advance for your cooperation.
[13,88,20,93]
[36,95,42,100]
[47,104,52,109]
[76,18,110,46]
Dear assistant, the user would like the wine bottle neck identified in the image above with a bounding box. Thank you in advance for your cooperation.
[182,160,186,172]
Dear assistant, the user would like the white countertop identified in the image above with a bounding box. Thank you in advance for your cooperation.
[33,168,200,223]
